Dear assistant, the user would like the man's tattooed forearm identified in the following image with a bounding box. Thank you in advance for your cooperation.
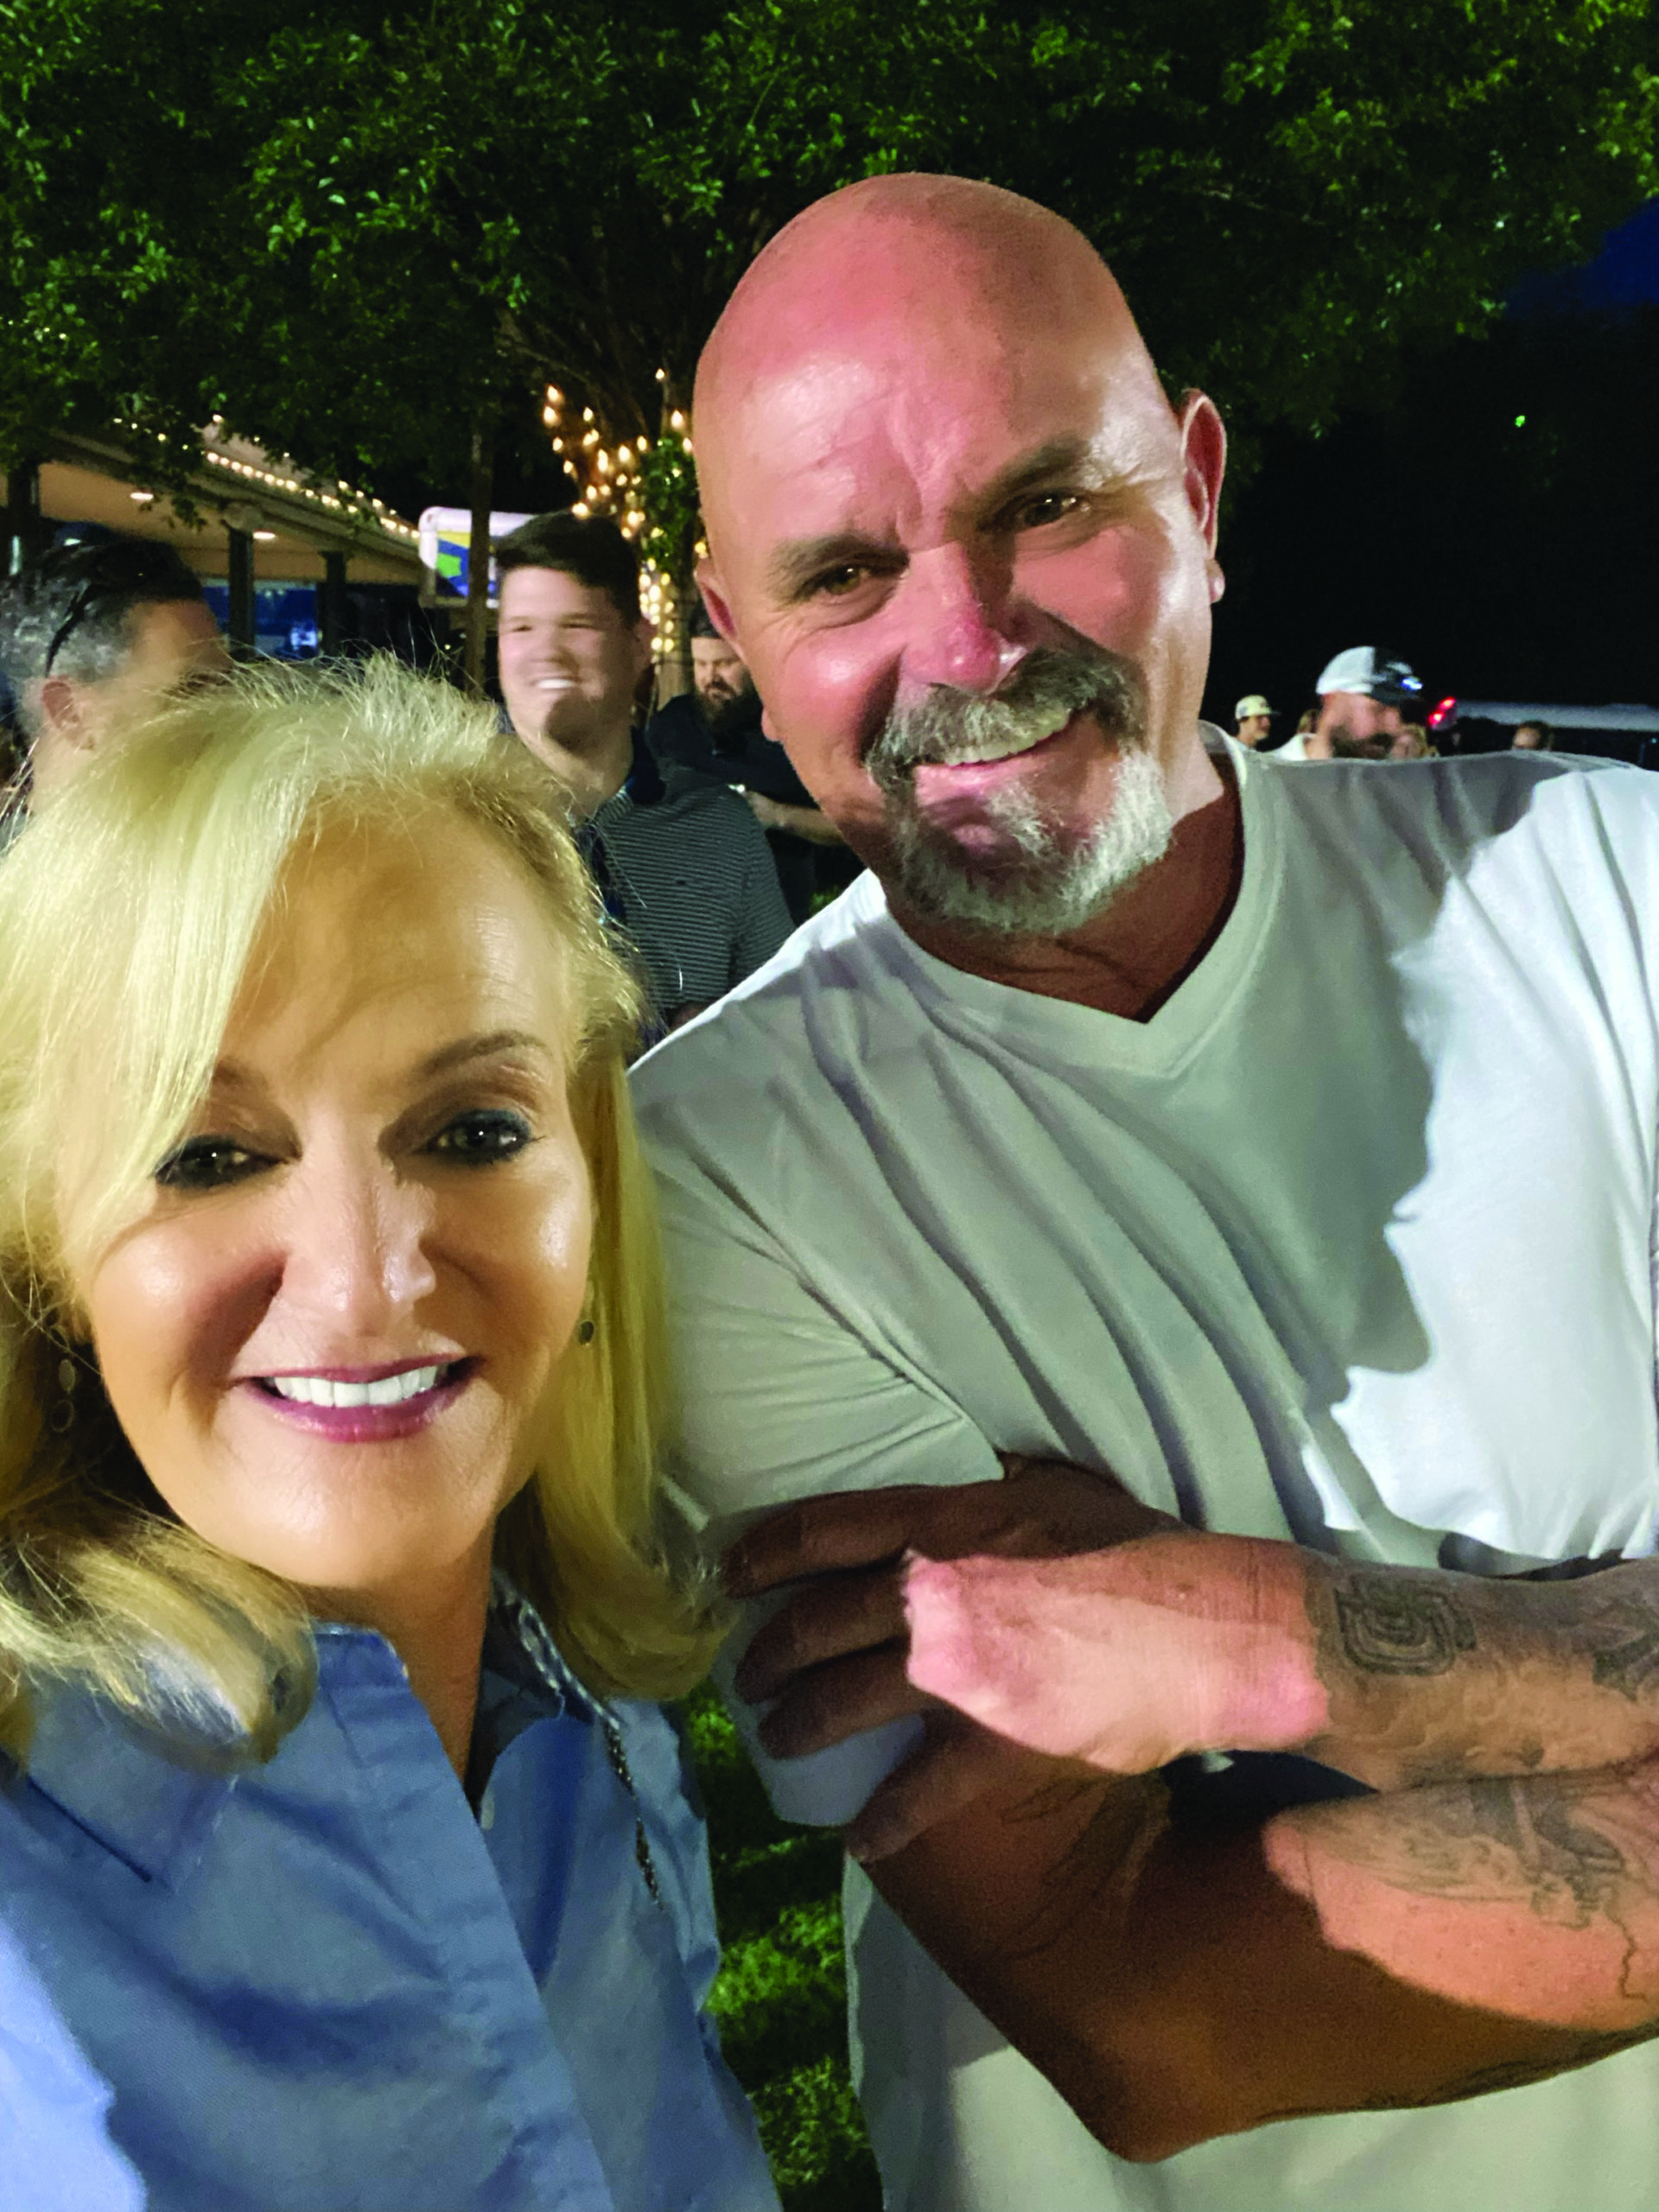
[1299,1767,1656,1937]
[1584,1598,1659,1703]
[1329,1572,1478,1677]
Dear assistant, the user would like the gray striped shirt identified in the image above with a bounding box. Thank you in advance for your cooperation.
[578,741,792,1029]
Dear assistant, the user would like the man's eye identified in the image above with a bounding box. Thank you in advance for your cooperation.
[428,1110,533,1163]
[810,564,873,599]
[1012,491,1082,529]
[155,1138,265,1190]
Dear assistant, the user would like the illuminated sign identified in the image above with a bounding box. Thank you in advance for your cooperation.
[416,507,532,611]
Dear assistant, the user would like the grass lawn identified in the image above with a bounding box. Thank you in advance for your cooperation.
[685,1685,885,2210]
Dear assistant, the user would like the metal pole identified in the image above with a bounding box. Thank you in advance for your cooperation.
[4,457,44,576]
[321,550,347,658]
[463,403,495,695]
[226,527,256,654]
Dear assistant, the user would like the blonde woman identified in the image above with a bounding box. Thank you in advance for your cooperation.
[0,661,777,2212]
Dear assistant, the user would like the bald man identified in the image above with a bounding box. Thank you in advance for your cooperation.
[632,176,1659,2212]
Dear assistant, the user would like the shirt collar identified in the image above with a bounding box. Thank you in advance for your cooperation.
[10,1578,600,1888]
[591,731,665,824]
[477,1571,603,1745]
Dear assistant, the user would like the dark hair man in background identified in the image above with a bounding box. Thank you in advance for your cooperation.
[1513,719,1555,752]
[494,512,791,1034]
[646,601,848,925]
[0,537,228,800]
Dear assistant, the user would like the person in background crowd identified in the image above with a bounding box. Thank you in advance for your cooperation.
[1232,693,1274,747]
[1389,721,1433,760]
[0,537,228,802]
[1513,719,1555,752]
[1274,647,1424,761]
[0,660,778,2212]
[645,603,848,925]
[633,171,1659,2212]
[494,512,791,1037]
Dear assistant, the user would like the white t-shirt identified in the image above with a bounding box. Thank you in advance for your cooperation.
[632,739,1659,2212]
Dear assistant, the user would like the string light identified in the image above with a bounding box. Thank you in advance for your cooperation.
[539,381,700,650]
[194,429,419,540]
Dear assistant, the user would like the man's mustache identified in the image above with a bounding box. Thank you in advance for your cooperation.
[865,646,1147,792]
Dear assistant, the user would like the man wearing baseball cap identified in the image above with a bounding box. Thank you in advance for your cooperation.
[1232,693,1274,747]
[1275,646,1424,761]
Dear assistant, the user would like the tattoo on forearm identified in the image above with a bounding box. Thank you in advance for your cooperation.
[1299,1764,1659,1995]
[1332,1573,1478,1676]
[1424,1775,1629,1924]
[1586,1601,1659,1702]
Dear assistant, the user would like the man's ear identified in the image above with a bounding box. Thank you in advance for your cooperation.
[630,616,655,678]
[696,563,739,645]
[35,674,94,744]
[1176,391,1227,603]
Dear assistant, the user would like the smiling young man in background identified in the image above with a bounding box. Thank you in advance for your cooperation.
[494,512,790,1036]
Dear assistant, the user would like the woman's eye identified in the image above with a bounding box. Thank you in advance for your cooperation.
[155,1138,265,1191]
[428,1110,533,1164]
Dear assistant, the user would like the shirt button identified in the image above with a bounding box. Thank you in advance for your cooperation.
[479,1788,496,1831]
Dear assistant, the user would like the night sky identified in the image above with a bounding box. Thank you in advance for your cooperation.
[1510,196,1659,317]
[1203,199,1659,741]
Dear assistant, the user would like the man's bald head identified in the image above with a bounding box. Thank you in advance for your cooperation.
[696,175,1172,558]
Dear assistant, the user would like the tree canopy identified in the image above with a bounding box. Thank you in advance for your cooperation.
[3,0,1656,507]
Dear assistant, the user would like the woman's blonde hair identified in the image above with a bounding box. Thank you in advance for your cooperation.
[0,656,716,1763]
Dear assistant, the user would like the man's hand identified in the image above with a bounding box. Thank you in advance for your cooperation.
[740,787,792,832]
[722,1456,1179,1858]
[735,785,846,843]
[904,1535,1327,1776]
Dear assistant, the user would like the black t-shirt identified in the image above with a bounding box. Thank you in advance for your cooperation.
[645,691,816,808]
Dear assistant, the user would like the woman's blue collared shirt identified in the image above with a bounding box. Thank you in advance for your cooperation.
[0,1585,779,2211]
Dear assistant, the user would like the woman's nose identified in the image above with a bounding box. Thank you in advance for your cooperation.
[278,1156,437,1332]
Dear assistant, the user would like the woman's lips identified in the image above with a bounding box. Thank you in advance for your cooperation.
[241,1358,475,1443]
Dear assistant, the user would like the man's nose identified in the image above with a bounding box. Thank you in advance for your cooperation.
[279,1155,437,1332]
[896,544,1025,698]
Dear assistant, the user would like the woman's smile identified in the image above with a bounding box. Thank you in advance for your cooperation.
[244,1356,480,1440]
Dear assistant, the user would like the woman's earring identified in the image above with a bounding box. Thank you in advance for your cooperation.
[48,1352,78,1433]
